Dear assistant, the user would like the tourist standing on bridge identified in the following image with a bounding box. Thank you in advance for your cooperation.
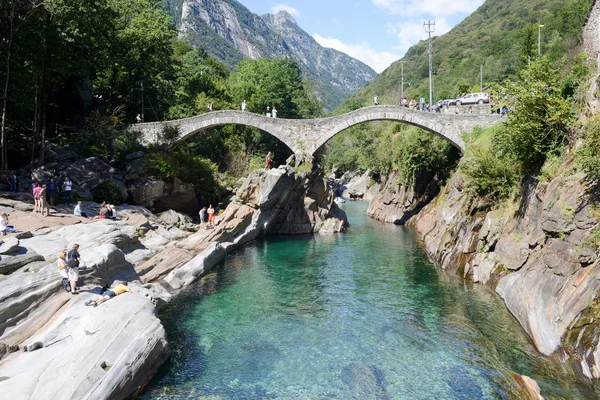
[136,114,142,123]
[241,100,247,111]
[266,106,271,117]
[208,101,214,112]
[272,106,277,118]
[402,98,408,107]
[373,96,379,105]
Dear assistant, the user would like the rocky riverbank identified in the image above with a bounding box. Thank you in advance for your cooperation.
[367,168,600,382]
[0,166,347,399]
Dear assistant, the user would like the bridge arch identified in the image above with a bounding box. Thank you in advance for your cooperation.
[135,106,503,156]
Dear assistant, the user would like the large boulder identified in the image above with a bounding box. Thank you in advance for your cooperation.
[78,244,129,285]
[61,157,115,193]
[20,220,139,261]
[157,209,196,231]
[128,179,165,210]
[154,178,196,214]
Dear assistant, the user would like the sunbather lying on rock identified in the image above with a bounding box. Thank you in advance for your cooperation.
[85,283,130,307]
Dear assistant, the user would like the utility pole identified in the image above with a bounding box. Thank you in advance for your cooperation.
[538,24,544,57]
[141,82,145,123]
[424,20,435,108]
[399,61,405,101]
[480,64,483,91]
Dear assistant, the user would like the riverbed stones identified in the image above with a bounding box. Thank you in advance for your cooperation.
[0,292,169,400]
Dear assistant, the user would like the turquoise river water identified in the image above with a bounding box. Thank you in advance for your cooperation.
[141,202,599,399]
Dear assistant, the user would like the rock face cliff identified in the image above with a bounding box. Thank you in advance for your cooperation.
[369,169,600,381]
[0,166,347,399]
[173,0,376,109]
[366,170,442,225]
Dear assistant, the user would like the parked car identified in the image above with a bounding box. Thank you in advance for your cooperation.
[434,99,456,109]
[455,93,489,106]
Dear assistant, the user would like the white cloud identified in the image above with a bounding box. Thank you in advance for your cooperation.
[387,18,452,54]
[372,0,484,17]
[271,4,300,16]
[313,34,401,73]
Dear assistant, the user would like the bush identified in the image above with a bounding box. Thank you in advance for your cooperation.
[577,115,600,184]
[144,153,175,181]
[495,58,574,173]
[93,180,126,204]
[460,145,519,201]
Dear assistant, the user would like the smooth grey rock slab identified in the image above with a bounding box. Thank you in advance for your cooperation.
[0,252,45,274]
[0,238,19,255]
[0,293,169,400]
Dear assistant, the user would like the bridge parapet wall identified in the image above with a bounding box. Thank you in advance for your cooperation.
[132,106,504,156]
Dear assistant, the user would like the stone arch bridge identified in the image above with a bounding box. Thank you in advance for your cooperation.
[135,106,503,156]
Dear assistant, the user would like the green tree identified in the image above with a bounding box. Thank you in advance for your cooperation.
[228,58,322,118]
[494,57,574,173]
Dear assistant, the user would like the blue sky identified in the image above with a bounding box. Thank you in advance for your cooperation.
[237,0,485,73]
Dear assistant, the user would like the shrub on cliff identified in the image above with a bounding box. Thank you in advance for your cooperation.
[494,57,574,173]
[461,145,519,201]
[577,115,600,185]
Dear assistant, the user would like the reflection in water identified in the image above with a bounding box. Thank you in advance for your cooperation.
[141,202,599,400]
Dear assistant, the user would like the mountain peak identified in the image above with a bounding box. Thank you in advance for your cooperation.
[272,10,297,24]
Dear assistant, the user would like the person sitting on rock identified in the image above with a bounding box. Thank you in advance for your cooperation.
[109,204,117,220]
[0,213,16,235]
[85,283,130,307]
[74,201,88,218]
[93,203,109,220]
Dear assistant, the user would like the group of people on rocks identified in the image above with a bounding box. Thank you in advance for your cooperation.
[73,200,117,220]
[56,242,131,306]
[199,204,215,230]
[57,244,81,295]
[28,177,72,217]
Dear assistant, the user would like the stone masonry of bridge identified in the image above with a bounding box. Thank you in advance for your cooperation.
[135,106,503,156]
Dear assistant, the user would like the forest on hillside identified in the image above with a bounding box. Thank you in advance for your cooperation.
[0,0,322,189]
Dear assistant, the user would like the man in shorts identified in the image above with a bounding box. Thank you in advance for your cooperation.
[85,283,130,307]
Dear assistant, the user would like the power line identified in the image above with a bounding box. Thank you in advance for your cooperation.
[424,20,435,109]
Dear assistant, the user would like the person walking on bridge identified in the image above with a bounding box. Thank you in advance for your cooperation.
[241,100,247,112]
[373,96,379,105]
[272,106,277,118]
[266,106,271,117]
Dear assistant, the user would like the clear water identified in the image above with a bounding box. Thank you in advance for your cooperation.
[141,202,599,400]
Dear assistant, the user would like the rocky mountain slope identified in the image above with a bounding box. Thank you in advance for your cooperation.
[339,0,592,110]
[167,0,376,110]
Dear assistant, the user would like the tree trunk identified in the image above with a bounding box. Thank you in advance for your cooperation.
[37,11,51,166]
[0,2,17,175]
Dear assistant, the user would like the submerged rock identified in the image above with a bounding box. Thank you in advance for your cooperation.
[341,363,389,400]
